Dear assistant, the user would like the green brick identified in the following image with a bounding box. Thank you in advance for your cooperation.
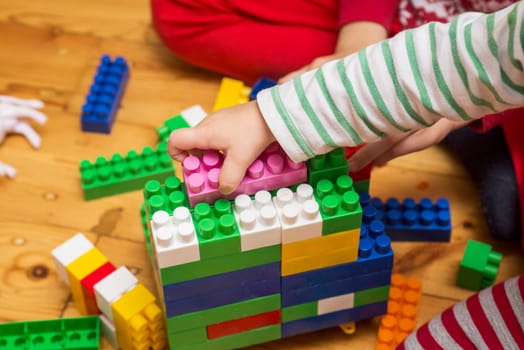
[314,175,363,234]
[80,142,174,200]
[169,325,281,350]
[167,294,281,331]
[157,114,190,142]
[160,244,281,285]
[307,148,349,187]
[0,316,100,350]
[457,240,502,290]
[192,199,241,260]
[354,285,390,307]
[143,176,188,219]
[169,327,208,347]
[282,301,317,322]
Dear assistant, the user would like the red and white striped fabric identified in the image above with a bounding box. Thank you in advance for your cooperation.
[397,275,524,349]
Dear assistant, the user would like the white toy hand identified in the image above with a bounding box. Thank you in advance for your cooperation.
[0,161,16,179]
[0,95,47,148]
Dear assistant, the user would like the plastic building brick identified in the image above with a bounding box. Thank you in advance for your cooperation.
[317,292,355,315]
[111,283,166,350]
[233,191,282,251]
[281,228,360,276]
[182,143,307,207]
[456,239,503,290]
[248,77,277,100]
[81,261,116,315]
[66,247,108,315]
[80,142,174,200]
[143,176,188,218]
[81,55,129,133]
[192,199,241,259]
[307,148,349,187]
[0,316,101,350]
[94,266,138,322]
[52,233,94,285]
[375,274,422,350]
[150,207,200,268]
[207,310,281,339]
[157,105,207,142]
[364,196,452,242]
[212,77,250,111]
[163,262,280,303]
[272,184,322,244]
[315,175,363,234]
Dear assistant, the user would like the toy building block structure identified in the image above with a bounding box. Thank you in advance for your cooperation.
[212,77,250,111]
[79,142,174,200]
[360,195,452,242]
[375,274,422,350]
[157,105,207,142]
[52,234,167,350]
[249,77,277,100]
[181,142,307,207]
[0,316,100,350]
[456,239,502,291]
[140,145,393,349]
[81,55,129,134]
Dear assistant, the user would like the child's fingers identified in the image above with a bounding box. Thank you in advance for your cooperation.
[168,127,210,161]
[218,153,249,195]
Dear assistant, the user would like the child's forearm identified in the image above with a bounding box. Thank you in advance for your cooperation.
[257,2,524,162]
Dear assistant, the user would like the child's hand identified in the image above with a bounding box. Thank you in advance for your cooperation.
[168,101,276,194]
[347,119,470,171]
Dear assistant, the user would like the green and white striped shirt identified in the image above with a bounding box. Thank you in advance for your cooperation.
[257,1,524,162]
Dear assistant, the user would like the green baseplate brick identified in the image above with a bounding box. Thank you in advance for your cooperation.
[314,175,363,235]
[0,316,100,350]
[456,240,503,290]
[80,142,174,200]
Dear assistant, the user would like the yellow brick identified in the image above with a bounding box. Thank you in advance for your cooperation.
[112,283,166,350]
[66,247,107,315]
[212,77,250,111]
[282,229,360,261]
[282,245,358,276]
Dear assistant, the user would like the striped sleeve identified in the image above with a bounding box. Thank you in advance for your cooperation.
[256,1,524,162]
[397,274,524,349]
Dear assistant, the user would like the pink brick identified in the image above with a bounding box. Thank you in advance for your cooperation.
[183,143,307,207]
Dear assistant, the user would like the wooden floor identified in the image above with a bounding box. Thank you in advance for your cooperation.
[1,1,523,349]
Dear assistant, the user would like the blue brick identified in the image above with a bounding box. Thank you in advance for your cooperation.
[249,77,277,100]
[81,55,129,133]
[282,301,387,337]
[165,277,280,317]
[282,233,393,291]
[163,262,280,302]
[362,194,451,242]
[282,270,391,307]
